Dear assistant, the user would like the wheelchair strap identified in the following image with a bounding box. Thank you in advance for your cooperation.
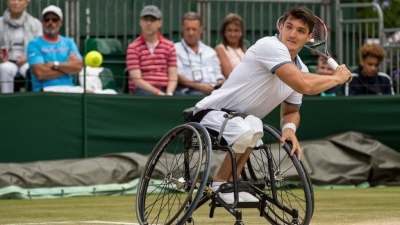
[218,115,231,143]
[191,109,215,123]
[218,109,248,143]
[193,108,248,144]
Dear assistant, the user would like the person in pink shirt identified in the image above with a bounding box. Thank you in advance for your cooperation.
[126,5,178,95]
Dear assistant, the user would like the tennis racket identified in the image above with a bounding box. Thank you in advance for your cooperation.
[276,15,339,70]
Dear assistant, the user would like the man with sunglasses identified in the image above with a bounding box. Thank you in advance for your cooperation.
[27,5,83,93]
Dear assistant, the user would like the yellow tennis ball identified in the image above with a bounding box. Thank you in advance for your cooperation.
[85,51,103,67]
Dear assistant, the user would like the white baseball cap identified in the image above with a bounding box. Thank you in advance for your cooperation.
[42,5,63,20]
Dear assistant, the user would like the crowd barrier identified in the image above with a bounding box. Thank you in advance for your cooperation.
[1,93,399,163]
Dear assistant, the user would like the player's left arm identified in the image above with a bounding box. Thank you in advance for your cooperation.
[275,63,350,95]
[280,102,302,160]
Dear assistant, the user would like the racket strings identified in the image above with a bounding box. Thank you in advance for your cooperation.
[312,21,327,41]
[306,20,327,47]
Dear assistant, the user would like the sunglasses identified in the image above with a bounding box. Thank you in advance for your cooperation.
[43,18,60,23]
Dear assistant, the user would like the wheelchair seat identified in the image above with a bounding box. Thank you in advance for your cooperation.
[182,107,228,147]
[183,107,195,123]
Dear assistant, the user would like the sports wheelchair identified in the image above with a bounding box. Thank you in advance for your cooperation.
[136,108,314,225]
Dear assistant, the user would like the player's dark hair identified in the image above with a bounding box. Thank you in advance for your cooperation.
[282,6,315,34]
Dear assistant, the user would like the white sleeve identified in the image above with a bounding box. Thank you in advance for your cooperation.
[284,92,303,107]
[254,37,292,73]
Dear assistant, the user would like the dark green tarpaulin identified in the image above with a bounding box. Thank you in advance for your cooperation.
[1,132,400,199]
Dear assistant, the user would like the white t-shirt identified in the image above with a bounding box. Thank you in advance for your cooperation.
[194,36,308,119]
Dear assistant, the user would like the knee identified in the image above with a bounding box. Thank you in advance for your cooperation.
[231,129,254,153]
[0,63,15,78]
[249,131,263,148]
[245,115,263,129]
[243,115,264,147]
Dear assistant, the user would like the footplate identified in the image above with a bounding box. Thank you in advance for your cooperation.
[218,181,265,194]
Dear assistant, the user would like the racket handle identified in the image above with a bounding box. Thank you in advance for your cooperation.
[327,58,339,70]
[327,57,351,82]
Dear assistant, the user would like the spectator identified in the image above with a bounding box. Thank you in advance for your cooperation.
[27,5,84,93]
[192,6,352,203]
[315,56,341,96]
[215,13,246,78]
[126,5,178,96]
[0,0,42,93]
[349,43,392,95]
[175,12,224,95]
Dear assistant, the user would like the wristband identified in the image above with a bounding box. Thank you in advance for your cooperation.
[282,122,296,133]
[153,89,160,95]
[166,92,173,96]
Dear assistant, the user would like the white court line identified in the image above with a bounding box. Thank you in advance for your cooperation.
[5,221,139,225]
[84,222,138,225]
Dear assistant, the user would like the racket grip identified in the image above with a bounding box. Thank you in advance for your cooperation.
[327,58,339,70]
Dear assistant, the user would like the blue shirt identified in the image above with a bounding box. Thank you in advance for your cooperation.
[27,35,82,92]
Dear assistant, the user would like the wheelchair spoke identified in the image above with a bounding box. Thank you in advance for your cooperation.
[241,125,313,225]
[137,124,212,225]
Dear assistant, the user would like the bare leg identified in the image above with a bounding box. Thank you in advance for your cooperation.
[213,152,237,182]
[213,147,253,183]
[228,147,253,182]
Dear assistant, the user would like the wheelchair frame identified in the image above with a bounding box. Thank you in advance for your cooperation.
[136,109,314,225]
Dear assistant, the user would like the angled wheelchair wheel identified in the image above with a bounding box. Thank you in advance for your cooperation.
[242,124,314,225]
[136,122,212,225]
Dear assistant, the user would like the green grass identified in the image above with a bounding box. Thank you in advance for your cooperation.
[0,187,400,225]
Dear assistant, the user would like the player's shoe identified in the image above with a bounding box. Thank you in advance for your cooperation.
[238,191,258,202]
[210,183,260,203]
[210,183,243,204]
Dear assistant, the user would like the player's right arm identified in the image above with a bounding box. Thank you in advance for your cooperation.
[255,37,351,95]
[275,63,351,95]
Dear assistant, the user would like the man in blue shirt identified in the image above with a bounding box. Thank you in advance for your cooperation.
[27,5,83,92]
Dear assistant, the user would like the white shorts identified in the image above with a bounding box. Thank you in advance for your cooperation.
[199,110,264,151]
